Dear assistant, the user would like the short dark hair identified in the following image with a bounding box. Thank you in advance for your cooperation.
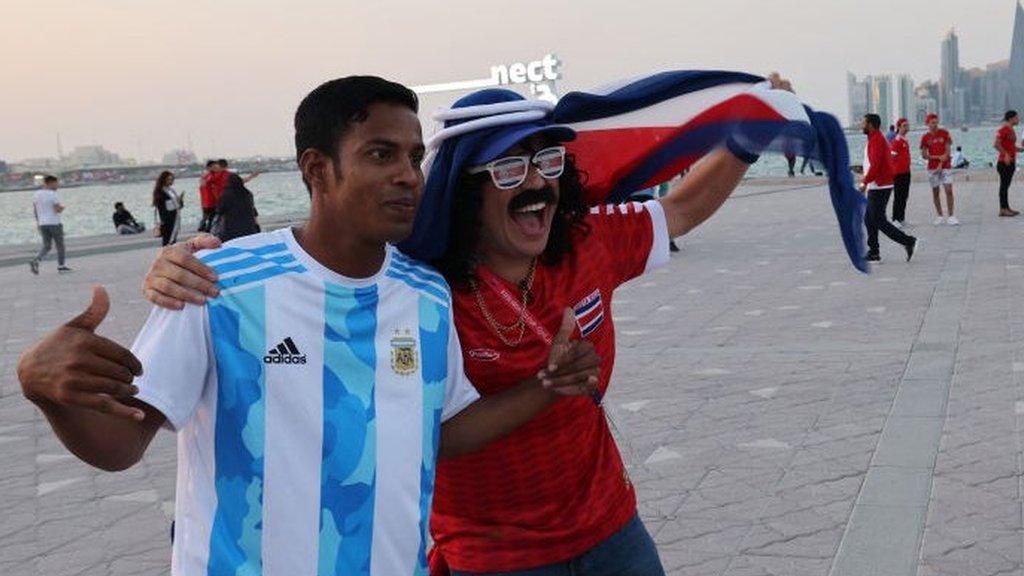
[1006,110,1019,121]
[205,160,217,168]
[293,76,419,191]
[216,159,228,168]
[114,202,124,209]
[43,175,58,184]
[864,114,882,129]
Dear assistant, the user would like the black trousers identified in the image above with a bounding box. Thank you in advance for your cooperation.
[866,187,914,256]
[998,162,1016,210]
[198,207,216,232]
[892,173,911,222]
[158,210,178,246]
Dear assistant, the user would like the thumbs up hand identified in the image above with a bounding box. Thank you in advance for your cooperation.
[18,286,146,421]
[536,308,602,398]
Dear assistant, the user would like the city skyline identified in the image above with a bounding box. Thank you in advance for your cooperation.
[849,2,1024,128]
[3,0,1022,163]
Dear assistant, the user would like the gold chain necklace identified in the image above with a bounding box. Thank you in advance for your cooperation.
[469,259,537,347]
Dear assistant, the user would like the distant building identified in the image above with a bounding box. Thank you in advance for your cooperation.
[162,149,198,165]
[895,75,915,122]
[914,81,939,124]
[848,72,902,127]
[14,157,61,171]
[65,145,122,168]
[984,60,1010,120]
[847,72,871,127]
[870,75,894,128]
[923,5,1023,125]
[1008,2,1024,112]
[0,159,8,174]
[940,28,961,123]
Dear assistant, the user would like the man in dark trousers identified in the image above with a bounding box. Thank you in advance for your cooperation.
[994,109,1024,217]
[860,114,917,263]
[890,118,912,227]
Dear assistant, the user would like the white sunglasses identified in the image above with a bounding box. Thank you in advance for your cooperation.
[467,146,566,190]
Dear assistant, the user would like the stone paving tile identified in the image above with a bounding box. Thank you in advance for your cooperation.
[2,182,1023,574]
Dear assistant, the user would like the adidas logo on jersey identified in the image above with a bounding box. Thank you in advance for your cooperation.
[264,337,307,364]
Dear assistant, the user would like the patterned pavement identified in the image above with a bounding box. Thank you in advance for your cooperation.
[1,179,1023,575]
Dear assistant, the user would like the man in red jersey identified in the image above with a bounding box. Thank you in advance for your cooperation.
[197,160,220,232]
[994,109,1024,217]
[920,113,958,225]
[890,118,912,227]
[860,114,917,264]
[136,74,795,575]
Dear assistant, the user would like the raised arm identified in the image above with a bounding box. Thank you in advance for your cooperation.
[17,287,164,471]
[659,149,752,238]
[657,72,792,238]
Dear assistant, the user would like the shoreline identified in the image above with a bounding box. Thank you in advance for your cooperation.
[0,214,306,268]
[1,168,1018,263]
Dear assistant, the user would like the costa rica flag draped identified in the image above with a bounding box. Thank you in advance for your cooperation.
[401,70,868,274]
[552,70,868,272]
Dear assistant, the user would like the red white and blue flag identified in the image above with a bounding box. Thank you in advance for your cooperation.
[405,70,867,273]
[551,70,866,272]
[573,289,605,338]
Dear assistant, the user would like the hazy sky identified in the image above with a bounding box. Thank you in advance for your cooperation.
[3,0,1021,162]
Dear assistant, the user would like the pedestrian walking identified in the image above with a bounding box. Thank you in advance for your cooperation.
[29,175,71,274]
[860,114,918,263]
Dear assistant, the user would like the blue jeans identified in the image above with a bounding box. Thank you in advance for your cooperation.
[451,514,665,576]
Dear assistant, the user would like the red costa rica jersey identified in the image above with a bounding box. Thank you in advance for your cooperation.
[997,125,1017,163]
[920,129,952,170]
[890,135,911,174]
[201,171,231,209]
[199,173,216,209]
[430,200,670,573]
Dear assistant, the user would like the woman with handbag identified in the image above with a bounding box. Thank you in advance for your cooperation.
[152,171,183,246]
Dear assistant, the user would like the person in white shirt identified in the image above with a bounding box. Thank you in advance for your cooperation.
[951,146,969,169]
[29,175,71,274]
[16,76,601,576]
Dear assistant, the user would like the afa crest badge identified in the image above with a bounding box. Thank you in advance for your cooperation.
[391,330,418,376]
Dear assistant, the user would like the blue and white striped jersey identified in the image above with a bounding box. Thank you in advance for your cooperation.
[131,228,479,576]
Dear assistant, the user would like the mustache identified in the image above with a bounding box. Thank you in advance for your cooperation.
[509,187,556,212]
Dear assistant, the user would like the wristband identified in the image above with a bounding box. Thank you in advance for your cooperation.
[726,137,760,165]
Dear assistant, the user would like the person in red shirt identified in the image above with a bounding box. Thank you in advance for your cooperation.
[920,113,958,225]
[994,109,1024,217]
[197,160,219,232]
[861,114,917,263]
[137,73,798,574]
[890,118,912,226]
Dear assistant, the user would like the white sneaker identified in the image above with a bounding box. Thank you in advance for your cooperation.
[946,216,960,226]
[933,216,946,226]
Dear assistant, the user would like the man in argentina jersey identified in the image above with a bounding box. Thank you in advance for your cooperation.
[132,228,478,575]
[16,76,600,576]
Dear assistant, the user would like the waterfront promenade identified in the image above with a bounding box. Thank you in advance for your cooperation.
[1,180,1023,575]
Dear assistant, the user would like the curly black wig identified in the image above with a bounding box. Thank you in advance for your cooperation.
[433,155,591,286]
